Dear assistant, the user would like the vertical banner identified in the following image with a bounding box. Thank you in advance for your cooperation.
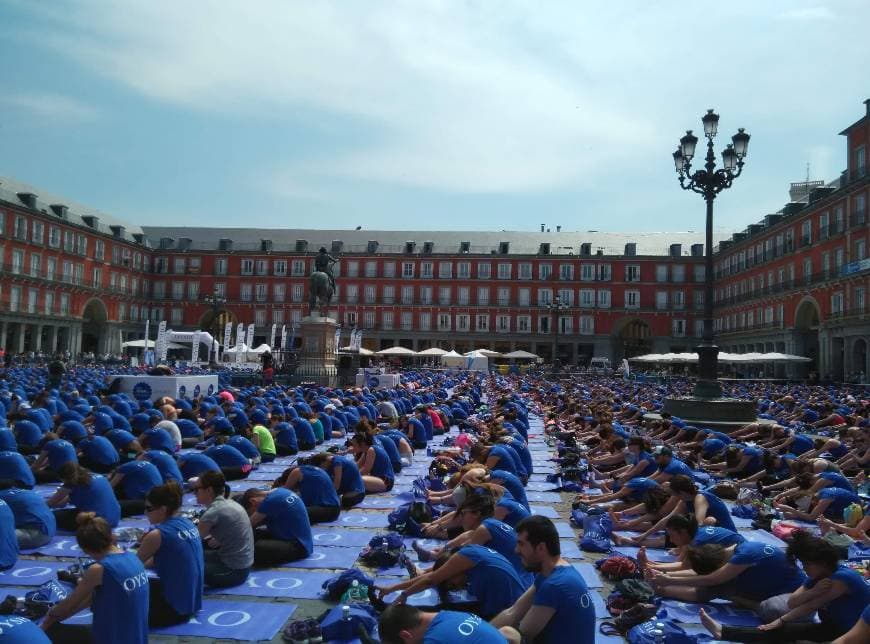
[280,324,287,350]
[288,326,296,352]
[144,319,150,349]
[223,321,233,352]
[191,331,201,363]
[270,324,277,350]
[246,323,255,348]
[355,329,363,350]
[156,320,168,362]
[236,322,245,363]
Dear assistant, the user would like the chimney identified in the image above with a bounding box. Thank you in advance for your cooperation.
[691,243,704,257]
[18,193,37,209]
[110,225,126,238]
[81,215,100,229]
[669,243,682,257]
[178,237,192,250]
[624,242,636,257]
[556,225,561,232]
[540,224,545,232]
[219,238,233,251]
[865,98,870,117]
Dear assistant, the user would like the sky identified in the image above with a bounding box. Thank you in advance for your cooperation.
[0,1,867,234]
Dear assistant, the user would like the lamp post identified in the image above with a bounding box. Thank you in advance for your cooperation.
[202,287,227,343]
[542,293,570,370]
[673,110,750,398]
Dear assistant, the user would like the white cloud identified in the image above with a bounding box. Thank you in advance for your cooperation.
[0,93,98,121]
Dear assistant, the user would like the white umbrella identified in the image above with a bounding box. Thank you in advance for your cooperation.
[121,339,186,350]
[416,347,448,356]
[251,344,273,354]
[465,349,501,357]
[339,346,374,355]
[503,350,539,359]
[376,346,417,356]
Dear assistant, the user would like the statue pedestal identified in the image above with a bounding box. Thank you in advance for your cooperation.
[293,315,338,387]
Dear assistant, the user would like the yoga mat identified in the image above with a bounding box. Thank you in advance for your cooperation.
[528,474,553,482]
[659,599,761,627]
[321,512,391,528]
[0,561,69,586]
[554,522,576,539]
[33,484,60,498]
[525,481,560,491]
[312,528,379,547]
[403,537,446,551]
[379,559,434,577]
[283,547,360,570]
[247,470,279,481]
[527,492,561,502]
[152,599,298,640]
[374,579,440,607]
[22,536,85,557]
[357,496,406,509]
[205,570,333,599]
[612,546,678,563]
[590,589,607,616]
[228,480,270,492]
[731,516,755,528]
[571,562,603,588]
[530,505,559,519]
[560,540,584,559]
[742,530,787,548]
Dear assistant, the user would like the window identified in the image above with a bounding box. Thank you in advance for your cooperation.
[346,261,359,277]
[694,319,704,338]
[59,293,70,315]
[0,209,4,235]
[625,290,640,308]
[292,284,304,302]
[11,249,23,274]
[518,288,530,306]
[44,291,54,315]
[672,265,685,282]
[212,258,226,275]
[457,287,470,306]
[558,264,573,281]
[656,265,668,282]
[496,315,510,333]
[382,311,394,330]
[255,283,269,302]
[213,283,226,298]
[439,262,453,279]
[383,261,396,278]
[401,285,414,304]
[240,284,253,301]
[597,290,611,308]
[538,263,551,280]
[439,313,453,331]
[475,314,489,332]
[171,308,184,325]
[455,314,470,331]
[255,309,267,326]
[26,288,38,313]
[655,291,668,309]
[364,285,376,304]
[498,287,511,306]
[581,264,595,281]
[580,316,594,335]
[801,220,812,245]
[856,238,866,261]
[239,258,254,275]
[517,315,531,333]
[14,216,27,240]
[365,261,377,277]
[477,262,491,279]
[383,285,395,304]
[597,264,612,281]
[537,288,552,306]
[152,281,165,299]
[497,263,512,279]
[401,312,413,330]
[172,282,184,300]
[345,284,358,303]
[273,260,287,276]
[855,287,865,313]
[538,315,551,334]
[831,292,844,315]
[558,316,572,334]
[421,262,433,278]
[29,253,40,277]
[272,309,284,325]
[580,289,595,307]
[188,282,199,300]
[31,220,44,245]
[625,265,640,282]
[420,286,433,304]
[672,319,686,337]
[48,226,60,248]
[834,248,844,270]
[94,239,104,261]
[269,283,284,302]
[174,257,186,274]
[402,262,415,278]
[477,287,490,306]
[291,259,306,276]
[672,290,685,309]
[518,263,532,279]
[557,288,573,306]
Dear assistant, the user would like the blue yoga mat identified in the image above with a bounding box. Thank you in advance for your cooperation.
[612,546,678,563]
[530,505,559,518]
[22,536,86,557]
[283,547,360,570]
[247,470,279,481]
[357,496,405,509]
[560,540,585,559]
[403,537,446,551]
[0,560,69,586]
[742,530,787,548]
[731,516,755,528]
[153,599,298,640]
[374,579,440,607]
[590,589,607,616]
[33,485,60,498]
[527,492,561,502]
[228,480,270,492]
[660,599,761,627]
[379,558,434,577]
[312,528,379,547]
[321,512,391,528]
[525,481,558,491]
[205,570,333,599]
[554,522,576,539]
[571,562,603,588]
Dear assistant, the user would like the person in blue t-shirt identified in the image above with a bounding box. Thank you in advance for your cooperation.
[290,417,317,450]
[0,450,36,488]
[650,447,694,484]
[0,498,19,570]
[831,604,870,644]
[668,475,737,531]
[76,435,120,473]
[378,544,526,619]
[31,435,78,483]
[652,538,806,603]
[490,515,595,644]
[280,463,342,523]
[485,469,529,510]
[136,480,203,627]
[271,420,299,455]
[0,616,51,643]
[640,514,745,570]
[378,605,507,644]
[41,513,149,644]
[110,460,163,513]
[776,486,863,522]
[243,487,313,566]
[49,463,122,531]
[140,450,184,484]
[178,451,222,480]
[350,432,395,492]
[405,415,428,449]
[0,487,56,549]
[13,419,43,454]
[308,452,366,508]
[204,442,252,480]
[700,532,870,642]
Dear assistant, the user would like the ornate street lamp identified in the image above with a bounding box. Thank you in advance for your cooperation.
[542,293,571,369]
[202,287,227,341]
[673,110,750,398]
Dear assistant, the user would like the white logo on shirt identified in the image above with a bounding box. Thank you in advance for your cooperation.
[457,613,482,636]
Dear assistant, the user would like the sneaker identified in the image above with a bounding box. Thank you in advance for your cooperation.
[305,618,322,644]
[282,619,309,644]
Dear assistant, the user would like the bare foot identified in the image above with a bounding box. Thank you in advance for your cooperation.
[699,608,723,639]
[637,546,648,569]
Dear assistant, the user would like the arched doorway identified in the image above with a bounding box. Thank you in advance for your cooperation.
[794,298,820,379]
[198,309,237,346]
[81,298,108,354]
[615,318,652,359]
[852,338,867,381]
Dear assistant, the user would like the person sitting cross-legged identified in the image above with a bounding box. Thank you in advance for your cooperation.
[242,487,313,567]
[378,605,510,644]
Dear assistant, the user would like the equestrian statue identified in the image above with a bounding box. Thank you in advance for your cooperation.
[309,247,339,315]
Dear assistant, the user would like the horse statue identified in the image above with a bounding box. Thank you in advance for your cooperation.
[308,271,334,316]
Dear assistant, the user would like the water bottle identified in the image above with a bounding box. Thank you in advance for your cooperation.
[342,605,350,621]
[382,537,389,551]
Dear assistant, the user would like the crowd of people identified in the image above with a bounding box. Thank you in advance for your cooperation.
[0,358,868,643]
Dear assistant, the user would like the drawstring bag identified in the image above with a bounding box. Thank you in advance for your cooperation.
[596,555,639,581]
[23,580,69,618]
[359,534,406,567]
[388,501,436,537]
[580,513,612,553]
[627,618,697,644]
[844,502,864,528]
[319,604,378,642]
[321,569,375,601]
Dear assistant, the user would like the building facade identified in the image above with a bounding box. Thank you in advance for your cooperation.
[1,99,866,376]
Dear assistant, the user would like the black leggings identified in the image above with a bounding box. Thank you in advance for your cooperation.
[276,445,298,456]
[722,619,845,643]
[53,502,142,533]
[253,530,309,567]
[307,505,341,524]
[45,623,95,643]
[341,491,366,509]
[149,577,192,628]
[220,466,249,481]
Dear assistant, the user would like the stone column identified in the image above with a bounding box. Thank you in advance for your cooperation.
[34,324,43,351]
[17,323,26,353]
[294,314,338,386]
[0,321,6,350]
[49,326,58,353]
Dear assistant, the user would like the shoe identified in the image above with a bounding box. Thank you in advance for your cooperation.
[282,619,309,644]
[305,618,322,644]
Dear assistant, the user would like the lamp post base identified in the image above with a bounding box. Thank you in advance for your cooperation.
[692,378,723,398]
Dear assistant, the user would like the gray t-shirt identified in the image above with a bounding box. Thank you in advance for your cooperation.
[200,496,254,569]
[156,420,182,447]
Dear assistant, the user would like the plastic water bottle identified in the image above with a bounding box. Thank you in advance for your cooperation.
[382,537,389,551]
[342,605,350,621]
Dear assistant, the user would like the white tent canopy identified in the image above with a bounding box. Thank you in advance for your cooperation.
[250,344,273,354]
[630,351,812,364]
[339,346,374,355]
[166,330,220,352]
[503,350,539,359]
[121,339,185,350]
[417,347,448,356]
[465,349,501,357]
[376,346,416,356]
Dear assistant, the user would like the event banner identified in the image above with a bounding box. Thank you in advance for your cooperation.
[236,322,245,363]
[334,327,341,350]
[156,321,168,362]
[280,324,287,350]
[246,323,255,348]
[191,331,201,363]
[144,319,150,348]
[270,324,277,350]
[223,322,233,352]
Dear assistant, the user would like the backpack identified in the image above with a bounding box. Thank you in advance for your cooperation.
[615,579,655,603]
[771,521,804,542]
[321,569,376,601]
[596,555,639,581]
[388,502,434,537]
[580,513,612,553]
[359,534,406,567]
[627,619,696,644]
[319,604,378,642]
[844,502,864,528]
[752,508,776,531]
[600,602,659,634]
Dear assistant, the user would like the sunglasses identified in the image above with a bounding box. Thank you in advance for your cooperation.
[144,504,156,512]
